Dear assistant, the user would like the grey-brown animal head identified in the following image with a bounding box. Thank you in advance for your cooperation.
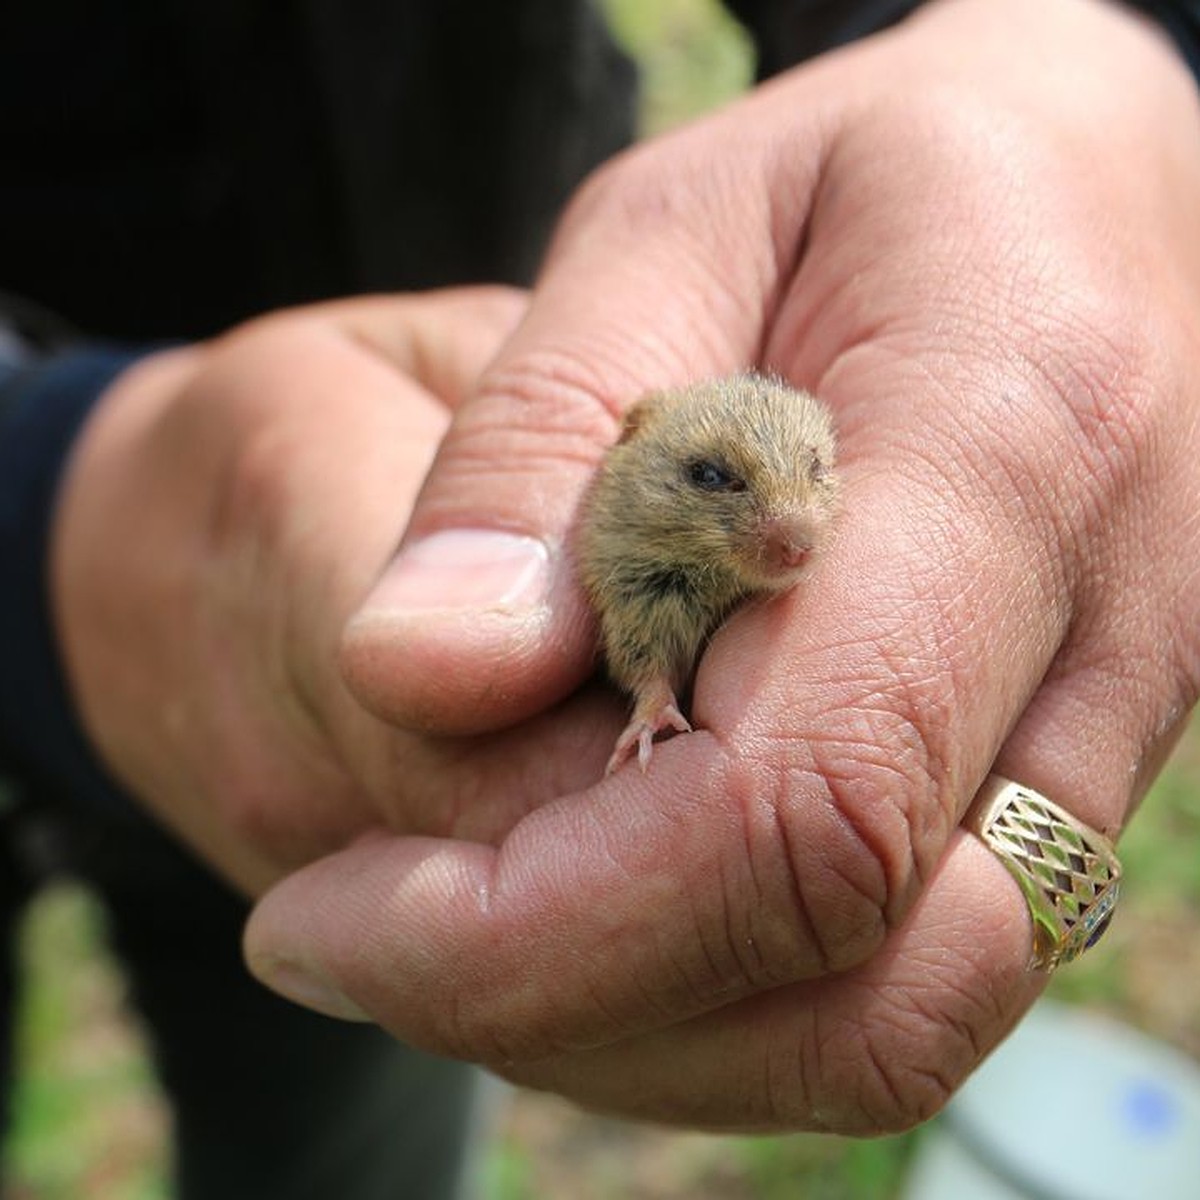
[611,373,838,591]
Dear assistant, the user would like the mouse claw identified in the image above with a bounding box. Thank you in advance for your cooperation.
[605,688,692,776]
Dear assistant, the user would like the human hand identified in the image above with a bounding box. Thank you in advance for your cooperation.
[244,0,1200,1131]
[51,287,640,897]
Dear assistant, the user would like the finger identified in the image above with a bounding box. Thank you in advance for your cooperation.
[339,88,832,736]
[335,682,624,851]
[243,828,1046,1135]
[211,310,622,853]
[50,299,554,893]
[196,307,624,860]
[493,834,1045,1134]
[985,439,1200,842]
[305,286,529,408]
[50,312,456,886]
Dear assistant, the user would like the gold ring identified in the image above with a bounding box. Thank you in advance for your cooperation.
[965,774,1122,972]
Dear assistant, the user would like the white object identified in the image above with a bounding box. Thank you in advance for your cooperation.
[903,1000,1200,1200]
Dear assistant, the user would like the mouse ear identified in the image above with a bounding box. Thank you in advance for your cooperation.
[616,397,651,444]
[616,393,666,444]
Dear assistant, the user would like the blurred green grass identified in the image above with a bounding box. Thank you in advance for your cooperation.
[5,3,1200,1198]
[4,886,170,1200]
[603,0,753,134]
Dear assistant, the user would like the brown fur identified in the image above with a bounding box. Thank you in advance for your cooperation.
[576,373,838,771]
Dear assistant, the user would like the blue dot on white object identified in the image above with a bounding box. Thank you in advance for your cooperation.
[1121,1079,1180,1137]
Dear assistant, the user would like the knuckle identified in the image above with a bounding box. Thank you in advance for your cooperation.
[781,987,990,1135]
[405,348,619,540]
[428,985,533,1065]
[1001,294,1167,603]
[733,657,962,983]
[555,136,691,247]
[746,753,895,976]
[778,685,959,958]
[1020,294,1160,487]
[412,348,625,537]
[679,755,834,990]
[478,346,627,448]
[834,1026,958,1134]
[813,748,933,951]
[449,347,632,481]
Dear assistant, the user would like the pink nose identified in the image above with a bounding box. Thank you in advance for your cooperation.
[761,519,813,571]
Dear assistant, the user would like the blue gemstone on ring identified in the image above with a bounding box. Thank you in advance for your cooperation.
[1085,909,1114,950]
[1082,883,1119,950]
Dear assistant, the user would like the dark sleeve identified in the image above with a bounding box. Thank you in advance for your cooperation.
[0,346,147,813]
[725,0,1200,82]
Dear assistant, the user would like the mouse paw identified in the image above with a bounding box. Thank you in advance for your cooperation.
[605,683,692,776]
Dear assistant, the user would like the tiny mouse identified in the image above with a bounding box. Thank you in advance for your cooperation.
[577,372,838,775]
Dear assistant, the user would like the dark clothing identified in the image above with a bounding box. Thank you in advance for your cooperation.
[0,1,1197,1196]
[5,0,1197,342]
[2,0,638,341]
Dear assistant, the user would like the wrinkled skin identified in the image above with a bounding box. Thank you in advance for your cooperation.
[55,0,1200,1134]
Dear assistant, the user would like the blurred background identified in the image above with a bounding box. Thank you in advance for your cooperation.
[4,2,1199,1196]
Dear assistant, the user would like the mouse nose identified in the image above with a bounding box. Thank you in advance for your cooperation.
[760,517,814,572]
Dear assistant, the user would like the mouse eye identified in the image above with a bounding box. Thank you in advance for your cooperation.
[686,459,746,493]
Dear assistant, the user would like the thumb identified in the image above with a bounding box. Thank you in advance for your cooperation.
[341,107,822,735]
